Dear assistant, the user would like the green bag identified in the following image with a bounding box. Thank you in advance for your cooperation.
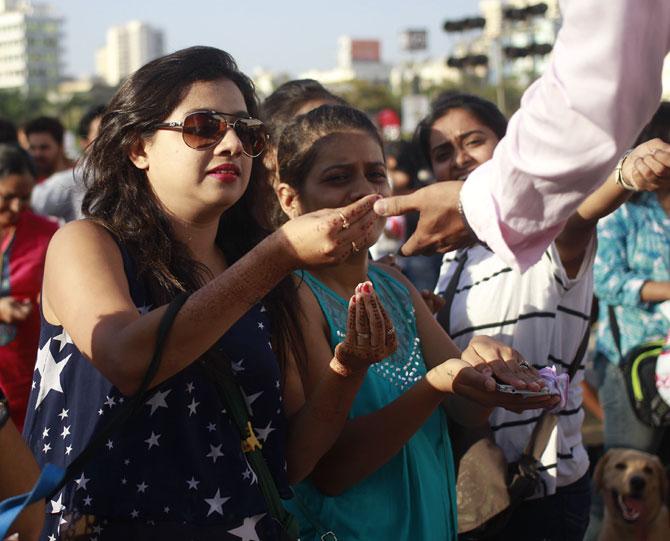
[608,306,670,428]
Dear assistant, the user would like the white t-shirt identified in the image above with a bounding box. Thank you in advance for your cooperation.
[435,239,595,496]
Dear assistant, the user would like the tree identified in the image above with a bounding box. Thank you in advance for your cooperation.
[337,80,401,116]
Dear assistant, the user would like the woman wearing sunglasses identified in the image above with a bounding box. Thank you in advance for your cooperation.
[21,46,386,540]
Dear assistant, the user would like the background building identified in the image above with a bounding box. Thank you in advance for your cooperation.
[300,36,391,90]
[0,0,62,94]
[95,20,164,86]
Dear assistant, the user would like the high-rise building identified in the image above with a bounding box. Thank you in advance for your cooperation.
[0,0,62,94]
[96,20,164,86]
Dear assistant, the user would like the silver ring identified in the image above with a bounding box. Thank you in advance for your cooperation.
[351,241,360,253]
[338,212,350,230]
[519,360,531,370]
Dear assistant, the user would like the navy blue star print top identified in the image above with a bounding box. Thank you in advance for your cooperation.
[23,241,290,540]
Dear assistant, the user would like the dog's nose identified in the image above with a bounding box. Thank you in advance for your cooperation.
[630,475,646,492]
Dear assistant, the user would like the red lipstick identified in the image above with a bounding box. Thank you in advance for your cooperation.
[207,163,241,183]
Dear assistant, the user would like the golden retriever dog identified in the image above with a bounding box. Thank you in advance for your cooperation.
[594,448,669,541]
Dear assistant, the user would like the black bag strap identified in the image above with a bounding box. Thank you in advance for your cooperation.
[436,250,468,334]
[607,305,624,359]
[48,292,190,498]
[203,359,300,540]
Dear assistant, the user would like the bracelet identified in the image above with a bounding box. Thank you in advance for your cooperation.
[330,344,367,378]
[614,150,640,191]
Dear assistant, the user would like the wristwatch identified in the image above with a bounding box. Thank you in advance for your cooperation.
[0,388,9,430]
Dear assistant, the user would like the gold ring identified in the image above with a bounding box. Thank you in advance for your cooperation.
[338,211,350,230]
[351,241,360,253]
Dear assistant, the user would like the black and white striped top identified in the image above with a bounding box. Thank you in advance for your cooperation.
[436,239,595,497]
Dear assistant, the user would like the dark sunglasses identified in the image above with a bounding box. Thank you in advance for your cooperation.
[154,110,269,157]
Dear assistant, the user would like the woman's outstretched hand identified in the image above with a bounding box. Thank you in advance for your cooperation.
[331,281,398,377]
[278,194,381,269]
[426,336,560,413]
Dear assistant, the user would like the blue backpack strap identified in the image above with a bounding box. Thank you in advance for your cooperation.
[0,463,64,537]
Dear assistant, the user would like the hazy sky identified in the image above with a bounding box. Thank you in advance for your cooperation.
[54,0,480,78]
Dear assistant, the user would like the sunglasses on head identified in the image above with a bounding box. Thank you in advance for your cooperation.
[154,110,269,157]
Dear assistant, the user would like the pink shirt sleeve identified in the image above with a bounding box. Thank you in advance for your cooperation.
[460,0,670,272]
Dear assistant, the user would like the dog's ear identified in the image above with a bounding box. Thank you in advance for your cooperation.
[594,450,613,491]
[650,455,668,502]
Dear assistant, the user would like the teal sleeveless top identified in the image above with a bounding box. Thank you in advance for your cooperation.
[286,266,457,541]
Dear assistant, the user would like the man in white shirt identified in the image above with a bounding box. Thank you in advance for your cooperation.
[374,0,670,272]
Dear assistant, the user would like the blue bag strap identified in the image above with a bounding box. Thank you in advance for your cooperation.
[0,463,64,537]
[0,292,189,538]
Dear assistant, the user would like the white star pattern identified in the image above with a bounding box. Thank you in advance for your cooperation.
[50,494,65,513]
[34,339,71,409]
[97,408,103,416]
[204,489,230,517]
[42,427,50,439]
[42,442,51,454]
[206,422,216,432]
[83,495,92,506]
[242,466,257,485]
[52,328,73,352]
[145,389,171,415]
[57,408,68,420]
[31,380,35,389]
[121,477,127,485]
[187,398,200,416]
[75,473,90,491]
[104,395,116,408]
[227,513,266,541]
[48,535,56,541]
[65,445,72,456]
[137,304,152,315]
[186,381,194,393]
[124,458,130,465]
[254,421,275,443]
[60,425,71,439]
[145,431,161,449]
[186,476,200,490]
[242,390,263,416]
[257,322,264,330]
[206,444,223,463]
[136,481,148,493]
[106,439,113,450]
[164,506,170,513]
[231,359,245,373]
[130,509,139,519]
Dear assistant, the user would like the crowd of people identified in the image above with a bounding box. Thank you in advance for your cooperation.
[0,1,669,540]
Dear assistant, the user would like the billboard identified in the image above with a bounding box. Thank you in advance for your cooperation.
[400,29,428,52]
[351,40,381,62]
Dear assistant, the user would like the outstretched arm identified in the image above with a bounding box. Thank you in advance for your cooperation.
[375,0,670,270]
[461,0,670,270]
[556,138,670,276]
